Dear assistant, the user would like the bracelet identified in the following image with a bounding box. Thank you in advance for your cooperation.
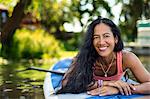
[98,80,103,87]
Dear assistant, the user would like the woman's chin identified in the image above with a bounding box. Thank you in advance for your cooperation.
[98,51,112,57]
[98,52,108,57]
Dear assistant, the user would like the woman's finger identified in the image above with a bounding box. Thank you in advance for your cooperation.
[126,83,132,95]
[99,86,119,96]
[129,84,136,91]
[99,91,109,96]
[114,82,124,95]
[118,81,131,95]
[122,84,130,95]
[87,87,104,96]
[103,80,133,96]
[99,88,107,96]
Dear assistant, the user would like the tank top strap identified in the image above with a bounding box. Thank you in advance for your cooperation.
[117,51,123,73]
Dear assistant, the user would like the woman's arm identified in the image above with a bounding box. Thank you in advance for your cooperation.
[87,80,120,96]
[132,82,150,94]
[87,80,136,95]
[123,51,150,94]
[87,85,119,96]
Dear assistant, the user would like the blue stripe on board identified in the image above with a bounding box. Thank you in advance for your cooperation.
[51,58,72,90]
[86,94,144,99]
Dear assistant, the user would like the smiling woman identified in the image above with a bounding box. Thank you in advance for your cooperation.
[93,23,118,58]
[54,17,150,96]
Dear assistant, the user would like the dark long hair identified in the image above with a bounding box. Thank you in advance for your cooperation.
[57,17,124,94]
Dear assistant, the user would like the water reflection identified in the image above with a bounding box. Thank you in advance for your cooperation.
[0,61,44,99]
[0,56,150,99]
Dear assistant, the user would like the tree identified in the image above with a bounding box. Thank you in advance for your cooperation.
[118,0,150,41]
[1,0,31,58]
[0,0,112,57]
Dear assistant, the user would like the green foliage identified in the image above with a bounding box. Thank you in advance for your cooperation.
[62,33,81,51]
[12,28,62,59]
[2,0,149,42]
[34,0,80,34]
[0,0,18,15]
[0,43,1,53]
[118,0,150,41]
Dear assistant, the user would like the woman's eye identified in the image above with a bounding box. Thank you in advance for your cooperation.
[93,36,99,39]
[104,35,110,38]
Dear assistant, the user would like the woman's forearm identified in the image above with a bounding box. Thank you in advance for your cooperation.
[132,82,150,94]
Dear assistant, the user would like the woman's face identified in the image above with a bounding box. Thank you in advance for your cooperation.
[93,23,118,57]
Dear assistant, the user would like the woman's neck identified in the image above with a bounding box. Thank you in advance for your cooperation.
[99,52,116,66]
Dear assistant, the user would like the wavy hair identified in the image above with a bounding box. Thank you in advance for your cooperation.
[57,17,124,94]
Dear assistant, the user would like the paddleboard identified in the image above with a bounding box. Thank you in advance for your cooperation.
[43,58,147,99]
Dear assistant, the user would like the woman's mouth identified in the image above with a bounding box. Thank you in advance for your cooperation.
[98,47,107,51]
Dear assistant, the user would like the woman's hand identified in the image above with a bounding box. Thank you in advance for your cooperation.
[104,80,136,95]
[87,86,119,96]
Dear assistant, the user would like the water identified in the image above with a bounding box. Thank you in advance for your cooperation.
[0,60,45,99]
[0,56,150,99]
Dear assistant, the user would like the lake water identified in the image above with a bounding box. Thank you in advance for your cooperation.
[0,56,150,99]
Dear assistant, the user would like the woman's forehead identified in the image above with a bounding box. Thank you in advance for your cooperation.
[93,23,112,34]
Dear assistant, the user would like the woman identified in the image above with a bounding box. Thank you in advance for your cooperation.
[56,17,150,96]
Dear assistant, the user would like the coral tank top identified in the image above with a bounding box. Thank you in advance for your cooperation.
[93,51,123,81]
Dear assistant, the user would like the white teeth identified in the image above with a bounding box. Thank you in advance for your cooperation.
[99,47,107,50]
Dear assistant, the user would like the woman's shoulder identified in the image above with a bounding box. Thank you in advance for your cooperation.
[122,50,135,57]
[122,50,139,68]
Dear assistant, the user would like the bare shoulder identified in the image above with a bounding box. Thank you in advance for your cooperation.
[122,50,141,68]
[122,50,137,58]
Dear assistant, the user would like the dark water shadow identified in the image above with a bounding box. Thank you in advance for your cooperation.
[0,60,44,99]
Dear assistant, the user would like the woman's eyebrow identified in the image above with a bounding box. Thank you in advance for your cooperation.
[93,32,111,35]
[104,32,111,34]
[103,32,112,36]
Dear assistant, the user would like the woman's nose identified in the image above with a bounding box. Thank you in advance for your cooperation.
[97,38,105,45]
